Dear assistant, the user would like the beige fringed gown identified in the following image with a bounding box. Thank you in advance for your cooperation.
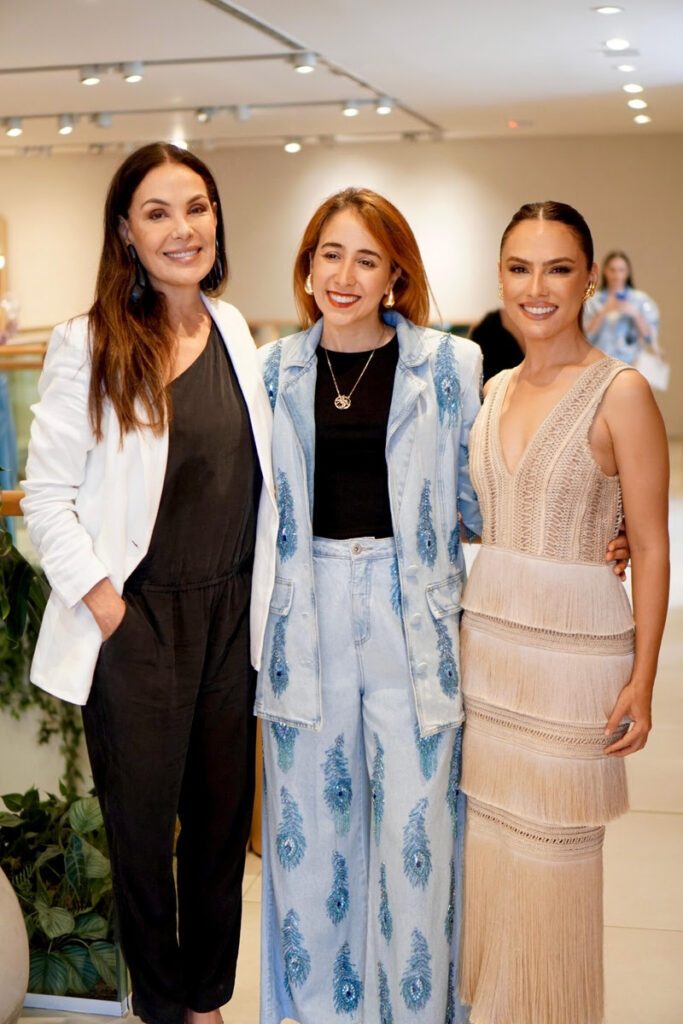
[459,357,634,1024]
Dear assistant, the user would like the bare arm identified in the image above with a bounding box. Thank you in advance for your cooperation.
[602,372,670,755]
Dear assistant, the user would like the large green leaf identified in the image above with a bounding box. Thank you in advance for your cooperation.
[0,811,22,827]
[34,843,62,870]
[61,943,99,995]
[1,792,26,812]
[29,950,69,995]
[81,838,110,880]
[68,796,103,835]
[35,899,75,940]
[88,874,113,906]
[73,911,108,940]
[64,833,87,896]
[88,941,119,988]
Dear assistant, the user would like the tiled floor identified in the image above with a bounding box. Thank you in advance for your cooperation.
[18,444,683,1024]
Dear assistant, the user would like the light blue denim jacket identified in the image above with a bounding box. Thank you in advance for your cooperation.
[253,312,482,737]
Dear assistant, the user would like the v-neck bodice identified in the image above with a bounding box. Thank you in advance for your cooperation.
[469,357,630,563]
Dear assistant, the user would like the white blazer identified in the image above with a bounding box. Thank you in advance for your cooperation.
[21,296,277,706]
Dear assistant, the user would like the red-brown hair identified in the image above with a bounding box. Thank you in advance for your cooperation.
[88,142,228,439]
[293,187,430,327]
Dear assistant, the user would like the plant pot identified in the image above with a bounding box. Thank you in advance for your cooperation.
[24,942,130,1016]
[0,865,29,1024]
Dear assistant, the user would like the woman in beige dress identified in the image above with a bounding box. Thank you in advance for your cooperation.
[459,201,670,1024]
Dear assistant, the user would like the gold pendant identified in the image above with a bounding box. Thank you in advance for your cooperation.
[334,394,351,410]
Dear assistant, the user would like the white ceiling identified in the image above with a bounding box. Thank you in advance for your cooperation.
[0,0,681,155]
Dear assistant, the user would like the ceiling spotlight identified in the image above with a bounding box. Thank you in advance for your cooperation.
[235,104,251,122]
[80,65,100,86]
[58,114,75,135]
[623,82,644,93]
[122,61,144,83]
[605,38,630,50]
[5,117,23,138]
[593,5,623,13]
[616,64,635,72]
[342,101,360,118]
[171,137,188,150]
[292,52,317,74]
[284,140,302,154]
[627,98,648,110]
[375,97,393,115]
[196,107,215,123]
[634,114,651,124]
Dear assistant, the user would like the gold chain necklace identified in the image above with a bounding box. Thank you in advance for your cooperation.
[322,328,386,411]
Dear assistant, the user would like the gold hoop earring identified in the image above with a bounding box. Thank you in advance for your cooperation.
[383,288,395,309]
[583,282,596,302]
[304,273,314,296]
[497,281,504,301]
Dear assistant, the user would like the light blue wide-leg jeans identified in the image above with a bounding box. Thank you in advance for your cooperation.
[260,537,468,1024]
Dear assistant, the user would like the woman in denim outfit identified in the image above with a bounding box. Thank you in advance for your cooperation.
[584,250,659,364]
[252,188,481,1024]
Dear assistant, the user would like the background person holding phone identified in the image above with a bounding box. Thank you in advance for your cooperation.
[584,250,660,365]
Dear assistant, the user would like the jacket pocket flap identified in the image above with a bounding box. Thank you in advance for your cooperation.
[425,572,464,619]
[269,577,294,616]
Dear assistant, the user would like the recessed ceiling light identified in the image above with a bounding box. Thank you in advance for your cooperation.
[284,140,302,153]
[627,98,648,110]
[122,61,144,83]
[5,117,23,137]
[634,114,651,124]
[623,83,644,93]
[58,114,75,135]
[342,101,360,117]
[616,63,635,72]
[292,52,317,74]
[605,37,630,50]
[80,65,100,86]
[196,107,214,123]
[375,97,393,116]
[593,5,623,13]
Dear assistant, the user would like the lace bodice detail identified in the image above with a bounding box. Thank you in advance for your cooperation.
[470,358,630,563]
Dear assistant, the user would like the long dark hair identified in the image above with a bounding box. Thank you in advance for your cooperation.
[88,143,228,440]
[500,201,594,327]
[600,250,635,290]
[293,187,430,327]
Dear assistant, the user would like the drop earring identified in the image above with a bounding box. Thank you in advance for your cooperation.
[304,273,314,296]
[583,281,596,302]
[127,244,148,304]
[497,281,504,301]
[383,288,395,309]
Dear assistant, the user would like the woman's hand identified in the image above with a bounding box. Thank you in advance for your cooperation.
[83,578,127,641]
[605,524,630,580]
[604,680,653,756]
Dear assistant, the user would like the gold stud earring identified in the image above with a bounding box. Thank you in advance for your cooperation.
[497,281,504,301]
[304,273,313,296]
[383,288,395,309]
[583,282,596,302]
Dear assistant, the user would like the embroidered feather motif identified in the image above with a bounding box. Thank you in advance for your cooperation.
[276,786,306,870]
[446,728,463,837]
[434,337,461,425]
[269,618,289,696]
[448,522,460,565]
[276,470,297,561]
[263,341,282,410]
[271,722,299,772]
[400,928,432,1012]
[416,480,437,568]
[378,961,394,1024]
[333,942,363,1015]
[390,556,402,616]
[414,721,443,781]
[435,620,459,698]
[323,734,353,836]
[444,855,455,941]
[402,797,432,889]
[281,908,311,998]
[378,862,393,942]
[445,961,456,1024]
[370,734,385,845]
[326,851,350,925]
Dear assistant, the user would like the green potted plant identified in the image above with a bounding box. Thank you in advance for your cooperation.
[0,788,129,1012]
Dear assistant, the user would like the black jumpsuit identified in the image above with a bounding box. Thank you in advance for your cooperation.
[83,323,259,1024]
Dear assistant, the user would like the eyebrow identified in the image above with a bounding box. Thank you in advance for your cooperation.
[141,193,208,207]
[505,256,577,266]
[320,241,383,260]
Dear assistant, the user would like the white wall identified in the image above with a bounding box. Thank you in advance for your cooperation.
[1,134,681,429]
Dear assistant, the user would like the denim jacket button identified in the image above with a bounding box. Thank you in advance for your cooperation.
[415,661,428,677]
[406,563,419,577]
[410,613,422,627]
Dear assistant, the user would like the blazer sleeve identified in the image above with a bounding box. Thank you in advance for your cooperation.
[457,341,483,537]
[21,320,110,609]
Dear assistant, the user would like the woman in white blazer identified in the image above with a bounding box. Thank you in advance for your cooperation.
[22,144,277,1024]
